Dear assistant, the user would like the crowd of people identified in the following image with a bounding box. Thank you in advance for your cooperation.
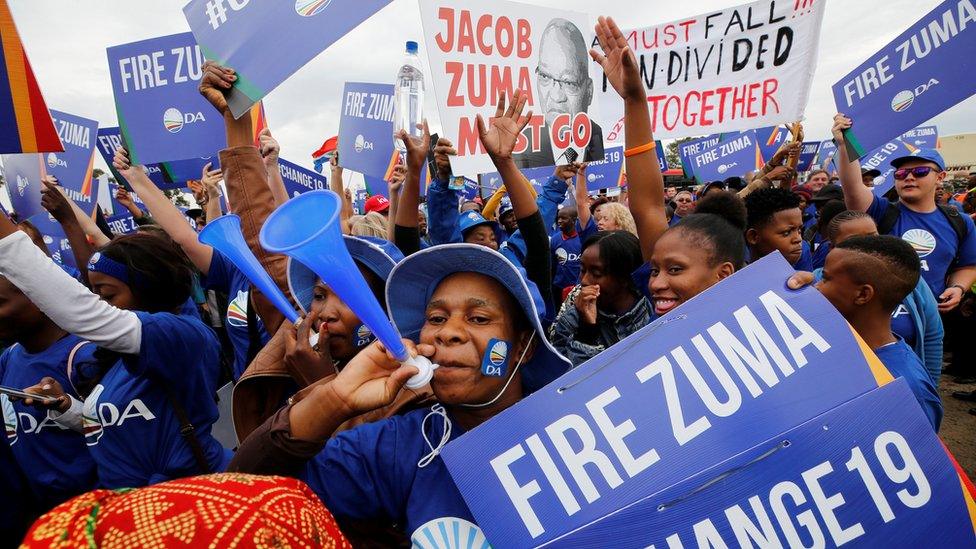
[1,15,975,547]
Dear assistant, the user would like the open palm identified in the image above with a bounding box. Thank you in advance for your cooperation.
[477,90,533,160]
[590,16,644,102]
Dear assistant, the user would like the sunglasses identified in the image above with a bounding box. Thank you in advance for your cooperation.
[894,166,937,180]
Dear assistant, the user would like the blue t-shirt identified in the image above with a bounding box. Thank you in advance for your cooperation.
[874,338,942,430]
[890,303,918,349]
[0,335,99,508]
[576,217,598,246]
[811,241,830,270]
[79,313,230,488]
[868,195,976,296]
[793,240,814,271]
[305,407,483,544]
[202,251,270,379]
[668,213,683,227]
[550,230,582,289]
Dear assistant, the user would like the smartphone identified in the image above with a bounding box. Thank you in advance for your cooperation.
[0,385,58,403]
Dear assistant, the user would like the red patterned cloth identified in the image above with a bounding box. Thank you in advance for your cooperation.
[20,473,351,548]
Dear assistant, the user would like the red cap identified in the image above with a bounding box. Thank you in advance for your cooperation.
[364,195,391,213]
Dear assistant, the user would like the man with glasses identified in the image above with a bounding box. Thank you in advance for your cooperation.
[514,18,603,169]
[832,114,976,313]
[669,190,695,227]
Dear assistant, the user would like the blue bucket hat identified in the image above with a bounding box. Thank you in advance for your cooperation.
[890,148,945,170]
[385,243,572,393]
[287,235,404,315]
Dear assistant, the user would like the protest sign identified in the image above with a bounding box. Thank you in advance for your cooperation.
[338,82,399,181]
[419,0,605,176]
[47,110,98,206]
[353,188,368,215]
[105,213,141,235]
[441,253,894,547]
[583,146,624,192]
[546,380,976,548]
[183,0,392,119]
[833,0,975,160]
[95,126,216,191]
[688,130,763,183]
[107,32,225,165]
[597,0,826,142]
[900,124,939,149]
[26,212,77,269]
[1,152,45,219]
[0,0,62,154]
[678,134,723,179]
[795,140,821,172]
[756,125,788,163]
[654,140,669,173]
[480,165,553,198]
[812,139,838,174]
[278,158,326,198]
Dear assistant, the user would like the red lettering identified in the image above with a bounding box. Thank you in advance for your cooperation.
[678,19,697,42]
[663,96,680,131]
[762,79,780,115]
[731,85,746,119]
[477,14,493,55]
[516,66,534,105]
[458,116,484,156]
[647,95,666,133]
[435,8,455,52]
[746,82,760,117]
[446,62,464,107]
[524,114,545,153]
[714,87,732,122]
[490,65,514,106]
[552,113,572,149]
[572,112,591,148]
[517,19,532,58]
[700,90,715,125]
[496,16,513,57]
[468,64,487,107]
[663,24,677,46]
[683,91,700,126]
[458,11,475,53]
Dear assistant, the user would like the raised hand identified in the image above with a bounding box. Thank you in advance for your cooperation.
[198,61,236,116]
[200,162,223,192]
[258,127,280,168]
[396,120,431,170]
[389,165,407,195]
[284,311,335,379]
[832,113,853,143]
[40,177,73,223]
[771,141,802,166]
[555,163,581,182]
[325,338,426,416]
[590,16,644,102]
[476,90,533,161]
[433,137,456,181]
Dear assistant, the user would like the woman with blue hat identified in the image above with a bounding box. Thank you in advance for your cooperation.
[229,242,572,544]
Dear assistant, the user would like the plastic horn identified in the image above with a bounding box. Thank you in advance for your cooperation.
[259,190,409,360]
[198,214,299,323]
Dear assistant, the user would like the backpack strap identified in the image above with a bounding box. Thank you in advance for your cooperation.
[877,202,901,236]
[936,204,969,243]
[164,389,212,475]
[65,340,92,397]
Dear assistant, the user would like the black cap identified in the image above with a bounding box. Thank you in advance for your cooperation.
[861,168,881,178]
[810,184,844,204]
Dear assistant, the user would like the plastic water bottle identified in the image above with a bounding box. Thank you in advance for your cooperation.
[394,41,424,153]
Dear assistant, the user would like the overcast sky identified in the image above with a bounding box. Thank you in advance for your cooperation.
[9,0,975,180]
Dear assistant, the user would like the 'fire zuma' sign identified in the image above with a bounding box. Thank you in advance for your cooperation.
[420,0,604,176]
[596,0,826,141]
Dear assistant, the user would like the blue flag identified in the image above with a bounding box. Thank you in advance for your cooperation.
[184,0,393,118]
[832,0,976,159]
[107,32,225,165]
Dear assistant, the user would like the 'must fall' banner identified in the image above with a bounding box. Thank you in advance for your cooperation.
[597,0,826,142]
[419,0,605,176]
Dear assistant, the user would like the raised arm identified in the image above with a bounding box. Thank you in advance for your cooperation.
[833,114,874,212]
[393,122,430,255]
[113,148,214,274]
[575,165,591,227]
[61,183,110,248]
[591,16,666,261]
[329,157,352,234]
[259,128,289,208]
[199,162,224,223]
[40,177,94,279]
[426,138,462,244]
[387,166,405,243]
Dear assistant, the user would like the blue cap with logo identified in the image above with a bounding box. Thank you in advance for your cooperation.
[890,148,945,170]
[458,210,495,237]
[498,197,514,217]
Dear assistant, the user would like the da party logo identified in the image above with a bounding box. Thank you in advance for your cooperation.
[295,0,332,17]
[902,228,936,257]
[46,153,67,169]
[162,107,207,133]
[890,78,941,112]
[16,174,29,196]
[354,134,374,153]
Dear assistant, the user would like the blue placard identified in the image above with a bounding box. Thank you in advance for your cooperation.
[1,153,45,220]
[338,82,398,181]
[756,125,789,164]
[278,158,327,198]
[104,213,141,235]
[678,134,723,179]
[353,188,369,215]
[47,110,99,208]
[441,253,890,547]
[795,141,822,172]
[26,212,77,269]
[584,146,624,192]
[832,0,976,160]
[107,32,225,165]
[654,140,669,173]
[547,379,976,548]
[899,124,939,149]
[95,127,216,191]
[811,139,838,173]
[689,130,762,183]
[480,165,555,199]
[183,0,393,119]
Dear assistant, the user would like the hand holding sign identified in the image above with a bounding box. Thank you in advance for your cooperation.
[590,16,644,103]
[198,61,237,117]
[432,137,456,181]
[258,128,279,169]
[39,176,72,224]
[396,120,431,172]
[476,91,534,162]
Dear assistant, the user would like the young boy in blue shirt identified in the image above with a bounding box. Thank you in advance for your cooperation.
[744,187,813,271]
[810,234,942,430]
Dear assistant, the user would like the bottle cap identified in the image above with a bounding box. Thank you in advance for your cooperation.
[403,355,437,390]
[405,41,419,54]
